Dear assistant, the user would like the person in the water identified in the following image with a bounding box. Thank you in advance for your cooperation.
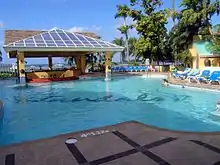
[162,79,169,87]
[211,100,220,116]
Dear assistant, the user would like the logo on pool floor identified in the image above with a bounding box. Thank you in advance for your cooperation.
[81,130,109,138]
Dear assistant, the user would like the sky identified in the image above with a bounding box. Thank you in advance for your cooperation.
[0,0,219,64]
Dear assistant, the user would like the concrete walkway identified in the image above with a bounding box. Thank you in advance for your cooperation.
[168,75,220,91]
[1,121,220,165]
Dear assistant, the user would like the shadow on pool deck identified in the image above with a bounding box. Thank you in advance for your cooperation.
[1,121,220,165]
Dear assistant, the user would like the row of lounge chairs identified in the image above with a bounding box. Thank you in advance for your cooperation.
[172,68,220,84]
[111,66,152,72]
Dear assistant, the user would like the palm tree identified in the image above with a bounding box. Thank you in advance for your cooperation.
[115,5,130,62]
[112,37,125,63]
[64,56,75,66]
[165,0,177,27]
[128,37,137,57]
[0,50,2,63]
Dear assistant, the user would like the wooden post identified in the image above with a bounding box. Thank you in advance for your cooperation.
[75,56,81,73]
[17,52,26,83]
[105,52,112,81]
[48,56,53,70]
[80,55,86,74]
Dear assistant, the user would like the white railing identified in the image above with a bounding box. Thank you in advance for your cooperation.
[0,63,17,74]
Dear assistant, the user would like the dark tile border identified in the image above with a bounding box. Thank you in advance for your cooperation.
[65,131,176,165]
[90,149,137,165]
[112,131,174,165]
[5,154,15,165]
[142,150,170,165]
[112,131,140,148]
[190,140,220,154]
[213,161,220,165]
[65,143,89,165]
[143,137,177,149]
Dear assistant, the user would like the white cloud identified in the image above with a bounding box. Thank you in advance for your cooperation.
[67,25,102,33]
[68,27,87,32]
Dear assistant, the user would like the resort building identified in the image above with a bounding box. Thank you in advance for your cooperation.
[190,40,220,69]
[190,29,220,69]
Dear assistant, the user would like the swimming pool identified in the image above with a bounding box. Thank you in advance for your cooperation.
[1,76,220,146]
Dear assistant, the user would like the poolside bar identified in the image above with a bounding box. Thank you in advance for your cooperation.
[3,29,124,83]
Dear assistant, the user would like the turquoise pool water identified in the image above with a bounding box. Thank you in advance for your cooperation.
[1,76,220,146]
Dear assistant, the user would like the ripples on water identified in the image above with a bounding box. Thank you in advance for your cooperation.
[1,76,220,146]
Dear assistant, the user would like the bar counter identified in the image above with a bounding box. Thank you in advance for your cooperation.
[25,68,80,83]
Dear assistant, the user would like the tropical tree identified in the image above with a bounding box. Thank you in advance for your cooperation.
[128,37,137,57]
[165,0,220,66]
[112,37,137,63]
[112,37,125,63]
[208,24,220,53]
[128,0,167,64]
[178,0,220,41]
[64,56,75,66]
[0,50,2,62]
[115,4,131,62]
[165,0,177,26]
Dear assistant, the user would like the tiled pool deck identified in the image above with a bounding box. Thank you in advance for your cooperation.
[1,121,220,165]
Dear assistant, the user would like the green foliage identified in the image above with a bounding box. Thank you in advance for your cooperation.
[166,0,219,67]
[208,24,220,53]
[112,37,137,63]
[115,5,130,19]
[127,60,139,66]
[115,4,133,62]
[178,0,219,40]
[64,57,75,66]
[165,0,178,24]
[175,50,193,67]
[126,0,168,63]
[0,73,14,79]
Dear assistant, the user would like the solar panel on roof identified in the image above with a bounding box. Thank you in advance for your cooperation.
[34,35,43,41]
[83,37,95,42]
[42,33,53,41]
[46,43,57,47]
[91,44,102,47]
[57,32,71,41]
[26,44,35,47]
[25,40,35,44]
[50,32,61,40]
[65,33,78,41]
[5,29,123,50]
[15,43,24,46]
[36,43,46,47]
[75,35,86,40]
[56,41,66,46]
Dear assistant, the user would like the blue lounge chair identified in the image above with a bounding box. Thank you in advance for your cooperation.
[126,66,134,72]
[201,71,220,84]
[118,66,124,72]
[132,66,138,72]
[178,69,194,79]
[173,68,191,78]
[141,66,148,72]
[189,70,211,83]
[180,69,200,79]
[111,66,117,72]
[135,66,142,72]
